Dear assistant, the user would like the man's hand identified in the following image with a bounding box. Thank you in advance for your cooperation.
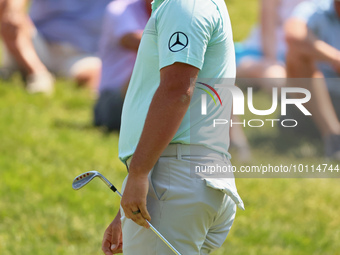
[120,172,151,228]
[102,211,123,255]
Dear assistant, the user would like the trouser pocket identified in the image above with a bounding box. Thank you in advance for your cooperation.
[148,157,171,201]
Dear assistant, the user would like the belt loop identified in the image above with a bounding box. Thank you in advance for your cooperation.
[176,144,182,160]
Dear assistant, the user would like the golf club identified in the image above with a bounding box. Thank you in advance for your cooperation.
[72,171,182,255]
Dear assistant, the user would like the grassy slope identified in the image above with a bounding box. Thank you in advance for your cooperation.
[0,1,339,254]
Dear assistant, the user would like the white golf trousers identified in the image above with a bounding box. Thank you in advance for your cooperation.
[121,144,237,255]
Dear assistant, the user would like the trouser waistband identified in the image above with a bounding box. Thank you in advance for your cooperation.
[126,144,228,168]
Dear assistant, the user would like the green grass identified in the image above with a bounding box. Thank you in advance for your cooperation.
[228,0,259,42]
[0,77,126,254]
[1,1,340,255]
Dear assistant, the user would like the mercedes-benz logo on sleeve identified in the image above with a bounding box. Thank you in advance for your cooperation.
[168,32,189,52]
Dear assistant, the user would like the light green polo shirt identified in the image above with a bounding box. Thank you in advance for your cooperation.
[119,0,236,163]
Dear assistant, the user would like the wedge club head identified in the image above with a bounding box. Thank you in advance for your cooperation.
[72,170,117,193]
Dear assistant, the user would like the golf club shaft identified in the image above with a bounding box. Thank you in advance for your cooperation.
[109,185,182,255]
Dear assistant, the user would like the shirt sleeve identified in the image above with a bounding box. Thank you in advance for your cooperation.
[156,0,217,70]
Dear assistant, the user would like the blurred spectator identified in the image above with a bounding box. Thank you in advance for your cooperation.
[0,0,111,94]
[284,0,340,160]
[235,0,306,91]
[229,0,306,162]
[229,115,252,163]
[94,0,152,132]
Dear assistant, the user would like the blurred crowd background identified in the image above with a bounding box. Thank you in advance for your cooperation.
[0,0,339,161]
[0,1,340,254]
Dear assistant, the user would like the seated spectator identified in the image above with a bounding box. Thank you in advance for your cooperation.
[284,0,340,160]
[228,0,306,163]
[236,0,306,91]
[0,0,112,94]
[94,0,152,132]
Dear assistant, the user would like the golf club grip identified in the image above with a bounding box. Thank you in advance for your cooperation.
[110,185,117,193]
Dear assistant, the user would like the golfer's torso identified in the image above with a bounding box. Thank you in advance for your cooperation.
[119,0,236,162]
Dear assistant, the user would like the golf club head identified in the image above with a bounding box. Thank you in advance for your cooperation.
[72,171,100,190]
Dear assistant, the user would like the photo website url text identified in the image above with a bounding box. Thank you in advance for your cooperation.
[195,163,340,175]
